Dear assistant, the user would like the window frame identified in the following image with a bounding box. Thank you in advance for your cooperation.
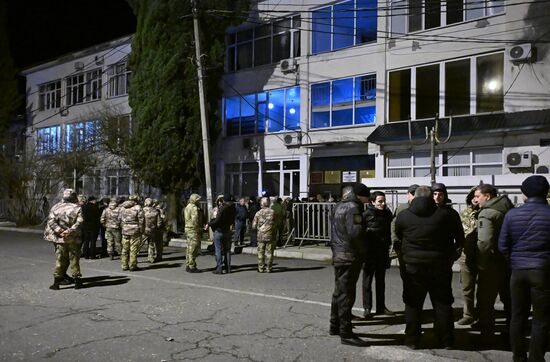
[310,73,376,129]
[66,68,102,105]
[65,120,100,152]
[107,60,131,98]
[36,125,61,155]
[38,80,62,111]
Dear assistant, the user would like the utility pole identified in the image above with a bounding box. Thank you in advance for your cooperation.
[408,114,452,185]
[192,0,213,215]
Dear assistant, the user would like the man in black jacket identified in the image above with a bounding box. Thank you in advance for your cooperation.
[329,183,370,347]
[81,196,102,259]
[208,194,236,274]
[395,186,464,349]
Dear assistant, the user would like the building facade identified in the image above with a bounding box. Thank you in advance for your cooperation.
[22,36,135,199]
[216,0,550,204]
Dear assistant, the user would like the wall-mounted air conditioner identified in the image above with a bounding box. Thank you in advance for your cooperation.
[74,61,85,70]
[283,133,302,147]
[506,151,532,168]
[506,44,534,63]
[280,58,297,74]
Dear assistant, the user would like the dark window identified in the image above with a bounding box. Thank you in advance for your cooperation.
[272,32,290,63]
[476,53,503,113]
[425,0,441,29]
[447,0,464,24]
[416,64,439,119]
[236,42,252,70]
[389,69,411,122]
[445,59,470,116]
[356,0,378,43]
[408,0,422,32]
[254,37,271,66]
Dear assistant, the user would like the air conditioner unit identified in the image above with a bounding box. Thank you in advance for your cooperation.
[283,133,302,147]
[74,61,85,70]
[506,151,532,168]
[280,58,297,74]
[506,44,534,62]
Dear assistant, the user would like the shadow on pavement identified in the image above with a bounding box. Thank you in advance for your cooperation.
[158,255,186,262]
[78,275,130,289]
[270,265,326,273]
[143,263,183,270]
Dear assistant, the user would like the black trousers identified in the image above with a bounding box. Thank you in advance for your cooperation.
[81,228,99,258]
[509,268,550,362]
[330,261,362,338]
[402,262,454,345]
[362,248,389,313]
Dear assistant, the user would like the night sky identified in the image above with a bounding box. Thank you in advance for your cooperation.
[6,0,136,70]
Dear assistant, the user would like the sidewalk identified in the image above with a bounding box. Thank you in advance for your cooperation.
[0,222,460,270]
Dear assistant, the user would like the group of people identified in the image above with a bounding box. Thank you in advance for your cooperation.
[44,191,168,289]
[329,177,550,362]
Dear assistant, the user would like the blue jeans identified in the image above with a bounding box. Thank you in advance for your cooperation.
[214,231,231,272]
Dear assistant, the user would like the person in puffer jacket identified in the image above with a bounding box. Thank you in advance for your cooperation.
[499,175,550,362]
[395,186,464,350]
[473,183,514,343]
[329,183,370,347]
[119,195,145,271]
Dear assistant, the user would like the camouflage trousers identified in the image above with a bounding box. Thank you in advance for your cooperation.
[185,229,201,269]
[105,228,122,255]
[257,240,276,272]
[53,242,82,279]
[145,231,163,263]
[121,234,141,270]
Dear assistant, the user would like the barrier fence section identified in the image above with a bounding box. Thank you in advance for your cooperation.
[288,202,335,248]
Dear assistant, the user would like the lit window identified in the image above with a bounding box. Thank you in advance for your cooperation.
[36,126,61,155]
[65,120,100,152]
[311,74,376,129]
[312,0,377,54]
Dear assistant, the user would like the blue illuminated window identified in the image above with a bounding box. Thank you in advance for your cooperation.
[312,0,377,54]
[311,74,376,129]
[65,121,100,152]
[223,86,301,136]
[36,126,61,155]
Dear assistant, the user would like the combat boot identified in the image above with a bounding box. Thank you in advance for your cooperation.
[74,278,83,289]
[49,277,61,290]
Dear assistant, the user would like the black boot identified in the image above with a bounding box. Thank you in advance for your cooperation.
[74,278,83,289]
[49,277,61,290]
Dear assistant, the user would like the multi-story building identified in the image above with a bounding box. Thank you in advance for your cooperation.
[216,0,550,204]
[22,35,134,198]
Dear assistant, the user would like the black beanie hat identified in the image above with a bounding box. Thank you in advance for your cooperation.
[353,183,370,197]
[521,175,550,198]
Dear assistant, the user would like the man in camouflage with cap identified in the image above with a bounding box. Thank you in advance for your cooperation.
[252,197,276,273]
[119,195,145,271]
[184,193,203,273]
[44,188,84,290]
[101,199,122,260]
[143,198,162,263]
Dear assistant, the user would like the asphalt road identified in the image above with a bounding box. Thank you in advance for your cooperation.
[0,230,515,362]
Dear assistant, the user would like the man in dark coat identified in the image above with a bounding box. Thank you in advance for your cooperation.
[234,198,248,246]
[208,194,236,274]
[362,191,394,318]
[329,183,370,347]
[248,197,260,247]
[81,196,102,259]
[395,186,464,350]
[499,175,550,362]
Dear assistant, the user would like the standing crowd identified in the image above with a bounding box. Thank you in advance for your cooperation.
[43,176,550,361]
[329,177,550,362]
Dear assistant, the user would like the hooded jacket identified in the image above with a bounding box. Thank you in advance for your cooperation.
[498,196,550,270]
[476,195,513,268]
[330,192,367,265]
[143,198,162,235]
[184,194,203,231]
[395,196,464,265]
[119,200,145,236]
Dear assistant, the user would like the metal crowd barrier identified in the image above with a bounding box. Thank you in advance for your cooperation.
[286,202,335,248]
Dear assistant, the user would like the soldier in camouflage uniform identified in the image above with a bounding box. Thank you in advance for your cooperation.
[119,195,145,271]
[100,199,122,260]
[143,198,162,263]
[44,188,84,290]
[252,197,276,273]
[184,194,203,273]
[457,187,480,325]
[154,199,168,247]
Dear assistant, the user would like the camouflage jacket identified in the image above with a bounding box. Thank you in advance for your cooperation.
[184,194,203,231]
[143,206,162,235]
[44,201,84,244]
[460,206,479,259]
[101,204,121,230]
[252,207,275,242]
[119,201,145,236]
